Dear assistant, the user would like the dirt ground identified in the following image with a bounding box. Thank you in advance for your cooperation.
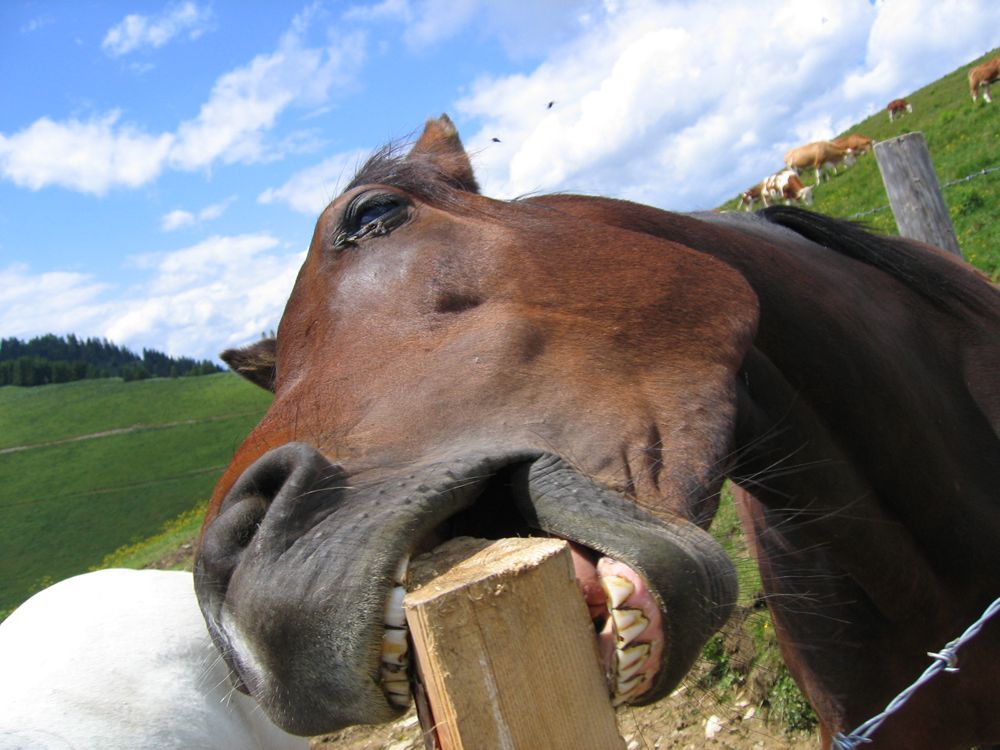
[309,687,819,750]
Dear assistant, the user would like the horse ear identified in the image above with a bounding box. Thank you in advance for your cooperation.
[221,338,276,392]
[409,113,480,193]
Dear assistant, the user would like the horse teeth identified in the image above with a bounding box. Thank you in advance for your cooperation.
[381,628,409,666]
[616,672,645,696]
[612,683,645,707]
[382,676,410,697]
[611,607,643,630]
[387,692,412,708]
[384,585,406,628]
[611,608,648,647]
[394,555,410,584]
[600,574,634,609]
[615,643,650,679]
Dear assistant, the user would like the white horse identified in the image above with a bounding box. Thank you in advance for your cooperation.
[0,568,308,750]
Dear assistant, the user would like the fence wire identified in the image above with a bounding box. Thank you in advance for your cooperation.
[847,164,1000,221]
[830,596,1000,749]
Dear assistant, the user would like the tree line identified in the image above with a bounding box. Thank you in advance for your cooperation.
[0,334,222,387]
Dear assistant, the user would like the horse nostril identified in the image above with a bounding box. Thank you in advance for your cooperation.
[196,443,343,592]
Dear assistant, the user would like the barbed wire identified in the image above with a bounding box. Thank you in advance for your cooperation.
[941,164,1000,188]
[829,596,1000,749]
[847,163,1000,221]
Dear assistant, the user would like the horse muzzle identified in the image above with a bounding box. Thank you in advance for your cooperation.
[194,443,737,736]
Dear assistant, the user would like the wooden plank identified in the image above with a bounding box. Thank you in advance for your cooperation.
[873,131,963,257]
[404,537,624,750]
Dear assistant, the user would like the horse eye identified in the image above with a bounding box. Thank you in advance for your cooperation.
[337,192,409,247]
[356,198,397,226]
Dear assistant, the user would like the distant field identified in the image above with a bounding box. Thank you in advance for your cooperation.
[721,47,1000,281]
[0,372,270,449]
[0,373,271,616]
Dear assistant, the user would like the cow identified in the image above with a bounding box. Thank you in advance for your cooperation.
[832,134,874,156]
[969,56,1000,103]
[887,98,912,122]
[763,169,814,206]
[784,140,856,184]
[738,183,764,211]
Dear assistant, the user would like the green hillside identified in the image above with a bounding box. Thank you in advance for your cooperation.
[0,373,271,616]
[722,47,1000,281]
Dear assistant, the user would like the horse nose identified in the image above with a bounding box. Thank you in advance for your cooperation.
[194,444,344,659]
[198,443,337,582]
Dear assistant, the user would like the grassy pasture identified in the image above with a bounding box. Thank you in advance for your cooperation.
[0,373,271,616]
[721,46,1000,280]
[0,371,269,449]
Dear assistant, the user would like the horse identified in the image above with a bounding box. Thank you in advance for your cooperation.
[0,569,307,750]
[194,114,1000,748]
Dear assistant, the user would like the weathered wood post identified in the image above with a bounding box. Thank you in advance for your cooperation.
[873,132,963,257]
[405,537,625,750]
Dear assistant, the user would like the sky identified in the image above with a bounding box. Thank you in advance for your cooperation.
[2,0,999,362]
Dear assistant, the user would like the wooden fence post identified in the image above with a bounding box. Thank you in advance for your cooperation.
[873,132,963,257]
[405,538,625,750]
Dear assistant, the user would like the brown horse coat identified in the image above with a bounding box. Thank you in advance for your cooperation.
[195,115,1000,749]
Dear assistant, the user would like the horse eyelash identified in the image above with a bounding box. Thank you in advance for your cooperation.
[332,218,394,249]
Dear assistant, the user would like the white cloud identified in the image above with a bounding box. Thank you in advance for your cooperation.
[160,196,236,231]
[0,264,112,338]
[0,112,173,195]
[456,0,874,207]
[168,11,364,170]
[0,236,305,360]
[452,0,1000,211]
[102,1,213,57]
[402,0,479,49]
[161,209,195,231]
[258,149,370,214]
[0,9,363,194]
[842,0,1000,101]
[20,14,54,34]
[343,0,412,23]
[107,234,305,357]
[198,196,236,221]
[344,0,605,56]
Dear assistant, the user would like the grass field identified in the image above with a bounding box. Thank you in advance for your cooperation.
[0,373,271,617]
[721,46,1000,281]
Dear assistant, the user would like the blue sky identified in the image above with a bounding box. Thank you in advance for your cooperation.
[2,0,999,361]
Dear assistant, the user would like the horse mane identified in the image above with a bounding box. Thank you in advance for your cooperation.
[345,142,472,207]
[758,205,1000,317]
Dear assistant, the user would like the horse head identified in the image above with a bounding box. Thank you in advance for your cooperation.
[195,115,755,734]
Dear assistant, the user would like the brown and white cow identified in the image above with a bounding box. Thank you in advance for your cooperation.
[887,98,912,122]
[763,169,814,206]
[738,183,764,211]
[784,141,855,184]
[969,56,1000,103]
[832,134,874,156]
